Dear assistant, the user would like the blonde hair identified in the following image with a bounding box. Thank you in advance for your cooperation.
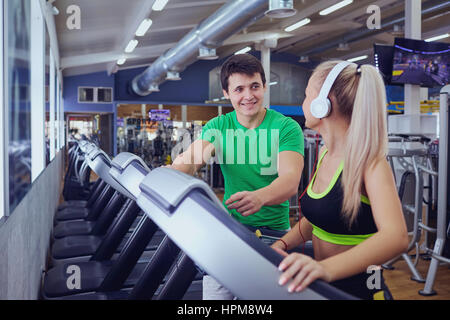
[312,61,388,226]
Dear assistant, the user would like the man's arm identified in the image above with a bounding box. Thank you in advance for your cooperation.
[170,139,215,176]
[226,151,304,216]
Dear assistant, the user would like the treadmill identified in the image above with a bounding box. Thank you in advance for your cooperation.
[136,167,358,300]
[50,152,162,266]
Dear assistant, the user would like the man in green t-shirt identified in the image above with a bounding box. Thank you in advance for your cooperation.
[169,53,304,299]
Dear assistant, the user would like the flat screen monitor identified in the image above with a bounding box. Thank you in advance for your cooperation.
[150,109,170,121]
[391,37,450,87]
[374,43,396,85]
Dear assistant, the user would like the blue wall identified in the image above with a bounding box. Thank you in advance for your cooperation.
[114,60,217,103]
[63,71,115,113]
[113,51,308,104]
[63,53,410,116]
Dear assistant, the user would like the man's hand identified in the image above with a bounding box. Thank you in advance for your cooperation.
[225,191,264,216]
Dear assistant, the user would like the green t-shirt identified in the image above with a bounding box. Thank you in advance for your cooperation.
[200,109,304,230]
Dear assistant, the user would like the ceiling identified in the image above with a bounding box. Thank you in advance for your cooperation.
[52,0,450,77]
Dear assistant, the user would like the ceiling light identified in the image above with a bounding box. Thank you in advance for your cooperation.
[166,71,181,81]
[234,46,252,55]
[198,47,218,60]
[125,39,138,53]
[152,0,169,11]
[425,33,450,42]
[284,18,311,32]
[298,55,309,63]
[390,24,404,36]
[319,0,353,16]
[135,18,153,37]
[149,84,160,92]
[117,58,126,65]
[265,0,297,19]
[269,81,278,86]
[347,55,368,63]
[51,6,59,15]
[337,42,350,51]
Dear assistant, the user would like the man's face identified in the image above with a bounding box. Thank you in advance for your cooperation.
[223,72,266,117]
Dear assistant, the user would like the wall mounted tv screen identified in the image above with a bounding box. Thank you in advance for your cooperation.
[149,109,170,121]
[391,37,449,87]
[374,43,396,85]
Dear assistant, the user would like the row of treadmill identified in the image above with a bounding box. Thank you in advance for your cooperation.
[41,140,358,300]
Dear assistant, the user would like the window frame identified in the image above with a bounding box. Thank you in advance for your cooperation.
[49,50,56,160]
[30,0,45,181]
[0,0,5,220]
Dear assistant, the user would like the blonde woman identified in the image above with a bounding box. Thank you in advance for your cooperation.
[271,61,408,300]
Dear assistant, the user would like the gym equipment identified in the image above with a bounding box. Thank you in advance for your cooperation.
[53,148,131,238]
[50,152,162,266]
[135,167,358,300]
[44,153,201,300]
[382,135,431,282]
[419,85,450,296]
[62,140,95,201]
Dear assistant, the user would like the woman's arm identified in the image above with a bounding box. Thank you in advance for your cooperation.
[272,217,313,251]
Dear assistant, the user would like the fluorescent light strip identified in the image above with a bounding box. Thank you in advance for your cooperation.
[284,18,311,32]
[136,18,153,37]
[269,81,278,86]
[125,39,138,53]
[117,58,126,65]
[425,33,450,42]
[152,0,169,11]
[347,55,368,63]
[319,0,353,16]
[234,46,252,55]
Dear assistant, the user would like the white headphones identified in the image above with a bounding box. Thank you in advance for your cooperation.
[310,61,352,119]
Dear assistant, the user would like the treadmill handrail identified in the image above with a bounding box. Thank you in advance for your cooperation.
[87,151,134,199]
[109,153,151,201]
[110,152,150,173]
[138,167,224,212]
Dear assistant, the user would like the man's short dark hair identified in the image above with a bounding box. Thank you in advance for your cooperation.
[220,53,266,92]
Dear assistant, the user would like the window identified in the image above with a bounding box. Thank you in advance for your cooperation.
[45,24,50,165]
[5,0,32,213]
[79,87,94,102]
[0,0,5,219]
[97,87,112,102]
[78,87,113,103]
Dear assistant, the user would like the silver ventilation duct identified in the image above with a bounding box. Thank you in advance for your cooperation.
[266,0,296,18]
[131,0,295,96]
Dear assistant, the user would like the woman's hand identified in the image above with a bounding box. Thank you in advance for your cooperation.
[278,253,332,293]
[271,241,288,254]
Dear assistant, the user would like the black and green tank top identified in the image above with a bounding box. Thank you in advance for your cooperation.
[300,149,377,245]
